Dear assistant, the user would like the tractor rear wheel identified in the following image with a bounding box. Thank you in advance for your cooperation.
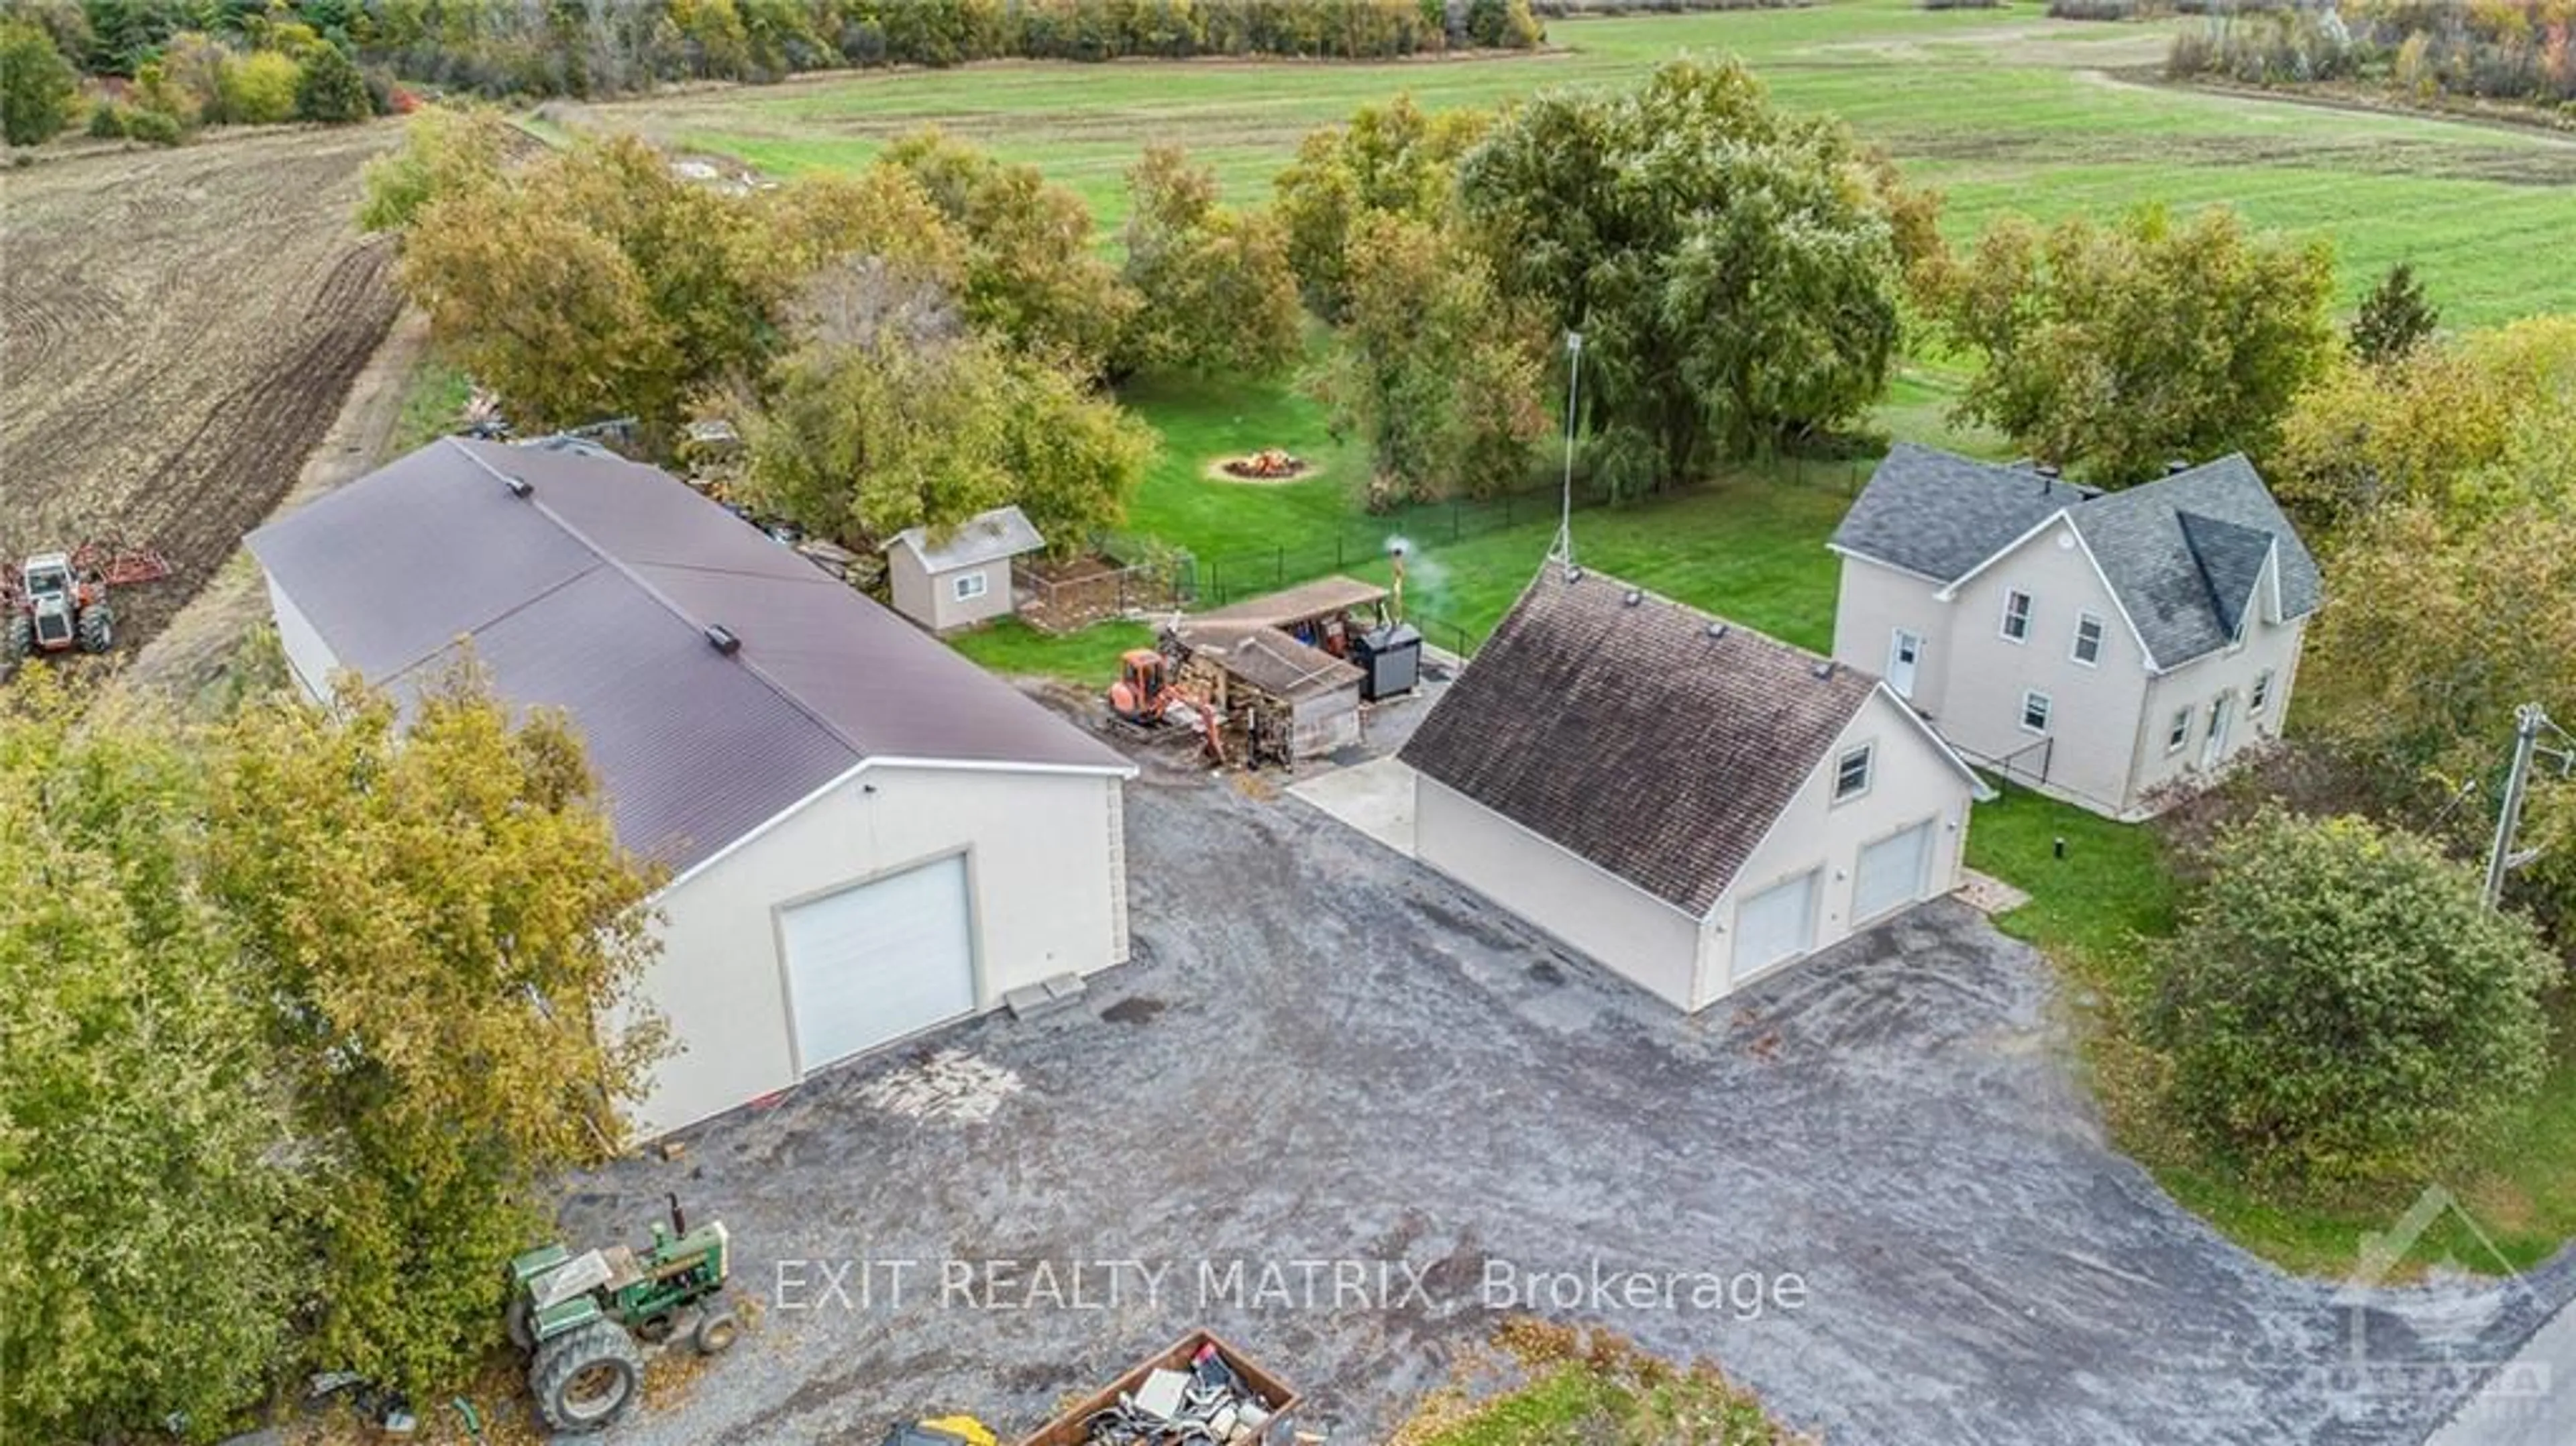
[3,613,29,677]
[75,604,111,655]
[505,1296,535,1353]
[529,1319,643,1435]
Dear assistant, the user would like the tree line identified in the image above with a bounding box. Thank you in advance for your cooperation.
[2163,0,2576,113]
[3,0,1542,121]
[3,2,375,146]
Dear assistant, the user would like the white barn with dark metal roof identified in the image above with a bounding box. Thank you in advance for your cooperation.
[248,438,1136,1135]
[1397,565,1988,1010]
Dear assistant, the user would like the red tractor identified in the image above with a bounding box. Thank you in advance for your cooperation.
[4,552,114,677]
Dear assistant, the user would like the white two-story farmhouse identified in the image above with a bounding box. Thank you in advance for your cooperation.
[1828,444,2322,820]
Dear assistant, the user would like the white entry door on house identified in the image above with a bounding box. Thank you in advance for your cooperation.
[1853,819,1935,924]
[1733,869,1819,983]
[780,854,975,1074]
[1886,628,1923,699]
[2203,693,2234,770]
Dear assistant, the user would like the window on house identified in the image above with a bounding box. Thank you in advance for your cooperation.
[952,571,989,602]
[2166,706,2192,753]
[2000,590,2033,643]
[2072,612,2105,666]
[2251,668,2275,714]
[1834,744,1874,803]
[2021,690,2053,734]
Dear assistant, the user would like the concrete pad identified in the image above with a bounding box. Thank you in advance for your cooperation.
[1957,868,2032,915]
[1289,755,1417,856]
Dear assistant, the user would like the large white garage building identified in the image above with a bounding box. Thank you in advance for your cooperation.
[1400,565,1989,1010]
[248,437,1135,1135]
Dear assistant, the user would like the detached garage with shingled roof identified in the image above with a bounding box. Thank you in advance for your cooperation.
[248,437,1136,1135]
[1399,565,1989,1010]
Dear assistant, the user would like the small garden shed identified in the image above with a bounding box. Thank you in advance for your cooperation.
[885,504,1046,632]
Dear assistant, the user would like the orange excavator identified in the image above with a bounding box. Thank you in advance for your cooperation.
[1107,647,1224,761]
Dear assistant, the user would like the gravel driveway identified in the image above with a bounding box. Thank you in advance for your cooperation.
[566,767,2575,1446]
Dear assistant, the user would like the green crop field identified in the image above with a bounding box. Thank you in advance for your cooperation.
[582,0,2576,326]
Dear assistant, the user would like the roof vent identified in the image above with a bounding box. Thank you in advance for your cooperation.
[1564,565,1585,583]
[1623,589,1644,607]
[704,624,741,656]
[504,475,533,499]
[2035,463,2061,481]
[1813,660,1836,681]
[2165,457,2191,475]
[1705,622,1729,640]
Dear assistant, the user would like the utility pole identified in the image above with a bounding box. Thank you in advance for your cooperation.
[2485,703,2548,909]
[1552,331,1583,573]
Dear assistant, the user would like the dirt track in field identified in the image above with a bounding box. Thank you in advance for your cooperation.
[0,125,403,653]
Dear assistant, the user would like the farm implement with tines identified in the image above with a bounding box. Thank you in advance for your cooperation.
[1,542,172,679]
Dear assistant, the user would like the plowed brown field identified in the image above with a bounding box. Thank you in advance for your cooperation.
[0,125,403,652]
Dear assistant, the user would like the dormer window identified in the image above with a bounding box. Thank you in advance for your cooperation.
[2000,590,2033,643]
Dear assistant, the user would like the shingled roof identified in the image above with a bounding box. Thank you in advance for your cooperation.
[1832,445,2321,669]
[1401,567,1882,916]
[248,439,1128,875]
[886,504,1045,572]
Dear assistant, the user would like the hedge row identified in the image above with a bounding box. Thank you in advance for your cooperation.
[68,0,1542,101]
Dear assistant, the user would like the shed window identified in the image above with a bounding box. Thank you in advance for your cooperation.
[2020,690,2053,734]
[1834,744,1874,803]
[952,571,989,602]
[2251,668,2275,714]
[2000,590,2033,643]
[2072,612,2105,666]
[2166,706,2192,753]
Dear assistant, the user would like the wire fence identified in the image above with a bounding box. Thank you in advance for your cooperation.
[1189,484,1566,609]
[1054,453,1878,649]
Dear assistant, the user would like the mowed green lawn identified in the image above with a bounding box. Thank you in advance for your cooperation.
[584,0,2576,325]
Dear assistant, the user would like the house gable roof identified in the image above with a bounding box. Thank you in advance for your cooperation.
[1399,566,1880,916]
[887,504,1045,573]
[1835,445,2322,669]
[2068,457,2321,665]
[1829,442,2094,584]
[247,439,1126,873]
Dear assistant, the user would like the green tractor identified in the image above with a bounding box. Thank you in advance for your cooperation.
[506,1194,738,1434]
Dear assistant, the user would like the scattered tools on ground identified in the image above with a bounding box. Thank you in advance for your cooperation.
[1022,1331,1302,1446]
[504,1193,738,1434]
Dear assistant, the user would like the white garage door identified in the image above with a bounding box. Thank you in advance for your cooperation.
[1733,869,1818,982]
[1853,820,1935,924]
[780,856,975,1073]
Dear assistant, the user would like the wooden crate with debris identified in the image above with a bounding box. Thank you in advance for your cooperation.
[1016,1331,1302,1446]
